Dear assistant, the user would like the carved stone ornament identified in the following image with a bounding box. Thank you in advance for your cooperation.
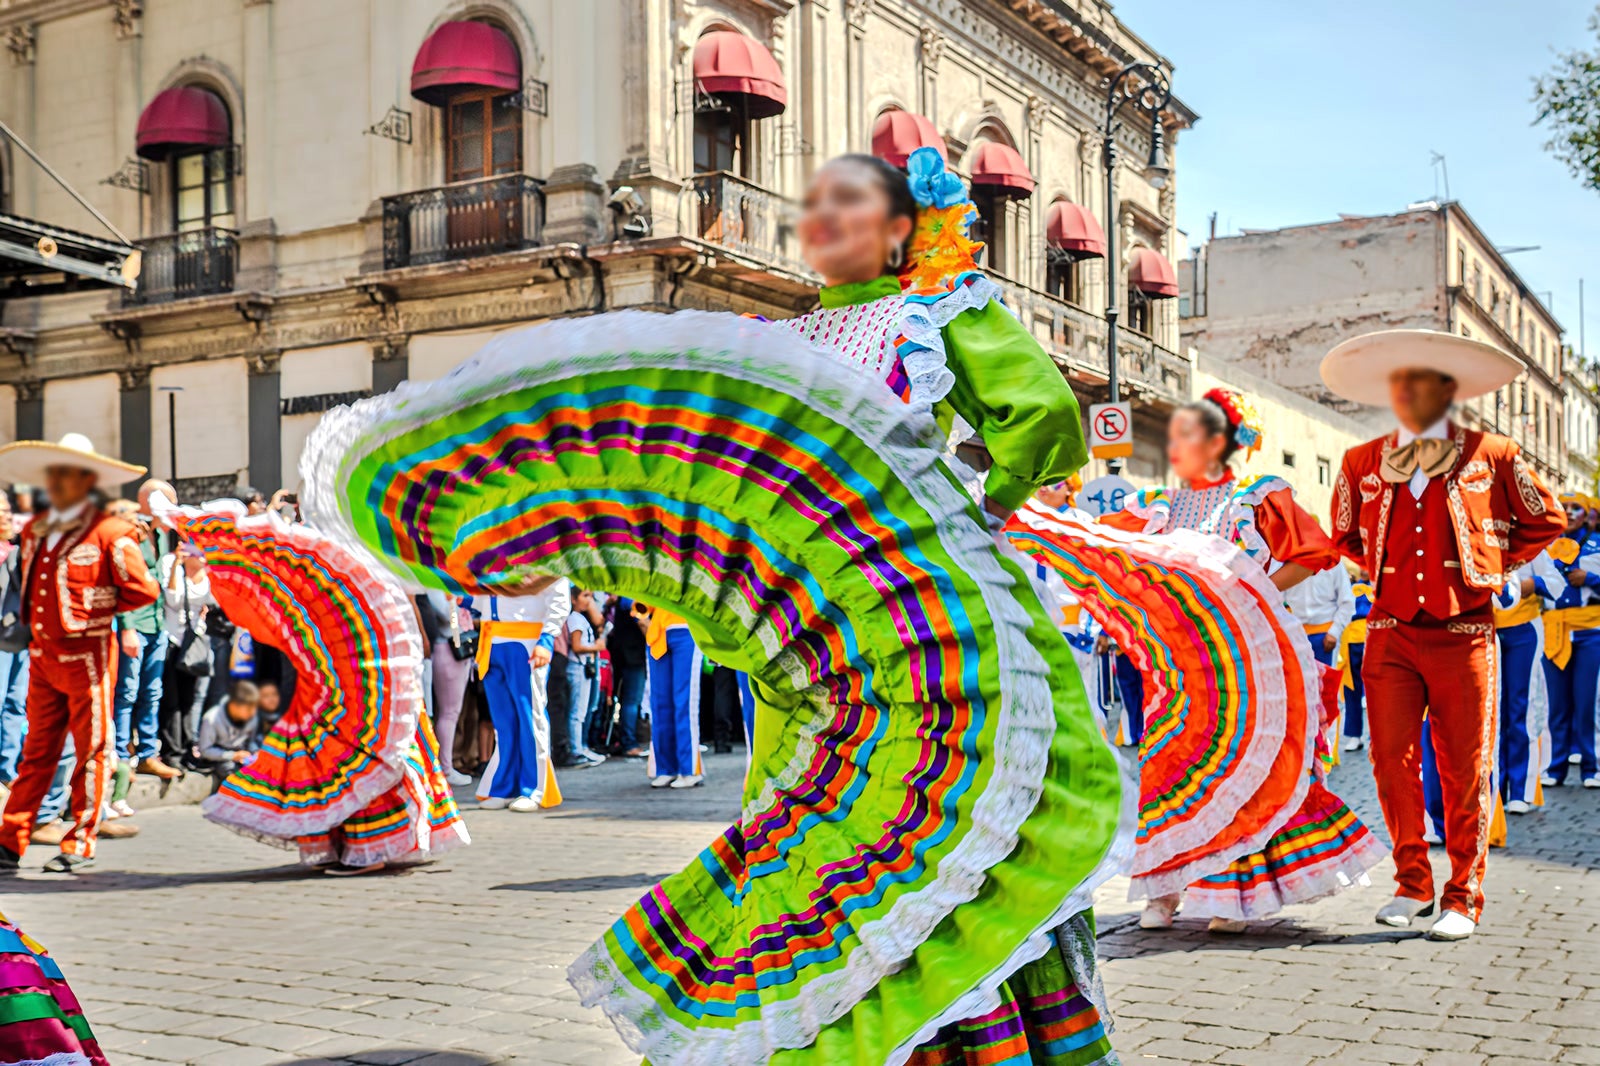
[246,350,282,376]
[846,0,874,31]
[109,0,143,40]
[3,24,36,66]
[1026,94,1049,133]
[918,23,945,69]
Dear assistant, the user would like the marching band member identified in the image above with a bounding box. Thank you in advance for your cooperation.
[1531,494,1600,790]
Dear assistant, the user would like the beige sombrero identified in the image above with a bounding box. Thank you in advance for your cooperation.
[0,432,146,487]
[1320,328,1523,407]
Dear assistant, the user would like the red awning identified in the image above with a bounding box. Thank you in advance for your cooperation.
[694,30,787,119]
[410,21,521,106]
[135,87,230,161]
[968,141,1034,198]
[1045,201,1106,260]
[1129,247,1179,298]
[871,111,946,168]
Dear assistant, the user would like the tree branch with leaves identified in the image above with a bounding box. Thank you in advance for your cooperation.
[1533,8,1600,193]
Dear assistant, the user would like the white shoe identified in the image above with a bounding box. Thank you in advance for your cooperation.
[445,769,472,787]
[1423,830,1443,845]
[1375,896,1434,928]
[649,775,675,789]
[1341,737,1364,752]
[1208,917,1247,934]
[507,796,540,813]
[1570,752,1582,764]
[112,800,136,818]
[1139,895,1180,930]
[1584,776,1600,789]
[478,796,511,810]
[670,774,704,789]
[1425,910,1476,941]
[1541,774,1561,787]
[1505,799,1532,814]
[102,804,119,821]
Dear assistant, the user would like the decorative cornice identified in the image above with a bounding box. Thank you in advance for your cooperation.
[108,0,141,39]
[3,23,36,65]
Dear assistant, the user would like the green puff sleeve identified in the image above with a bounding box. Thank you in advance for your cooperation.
[938,300,1088,512]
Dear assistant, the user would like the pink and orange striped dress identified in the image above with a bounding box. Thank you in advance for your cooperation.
[1107,473,1387,918]
[0,911,107,1066]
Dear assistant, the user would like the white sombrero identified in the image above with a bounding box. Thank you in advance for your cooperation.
[1320,329,1523,407]
[0,432,146,487]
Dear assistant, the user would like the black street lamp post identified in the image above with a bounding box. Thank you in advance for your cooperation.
[1101,62,1172,472]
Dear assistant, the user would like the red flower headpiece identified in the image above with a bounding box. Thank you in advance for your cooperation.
[1202,387,1264,459]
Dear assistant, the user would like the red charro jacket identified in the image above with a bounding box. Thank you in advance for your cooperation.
[20,506,159,643]
[1331,423,1563,596]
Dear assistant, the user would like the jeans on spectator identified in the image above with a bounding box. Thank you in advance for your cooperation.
[114,630,168,763]
[614,662,647,751]
[565,657,596,758]
[0,649,28,783]
[38,737,74,826]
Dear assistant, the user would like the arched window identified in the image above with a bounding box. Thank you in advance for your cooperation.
[965,134,1033,278]
[411,19,523,184]
[136,85,236,233]
[692,29,786,179]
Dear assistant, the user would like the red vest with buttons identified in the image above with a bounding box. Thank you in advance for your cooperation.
[19,508,159,643]
[1373,477,1491,622]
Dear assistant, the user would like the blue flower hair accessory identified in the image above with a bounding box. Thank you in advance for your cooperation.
[905,146,966,209]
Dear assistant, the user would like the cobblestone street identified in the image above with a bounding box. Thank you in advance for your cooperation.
[4,751,1597,1066]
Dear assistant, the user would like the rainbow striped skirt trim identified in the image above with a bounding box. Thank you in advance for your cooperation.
[163,504,467,863]
[0,913,106,1066]
[300,310,1133,1066]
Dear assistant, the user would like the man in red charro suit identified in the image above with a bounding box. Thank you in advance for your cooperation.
[1324,331,1563,941]
[0,433,156,874]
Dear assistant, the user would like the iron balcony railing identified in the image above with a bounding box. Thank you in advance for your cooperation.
[683,172,811,277]
[382,174,546,270]
[994,276,1191,407]
[122,227,237,306]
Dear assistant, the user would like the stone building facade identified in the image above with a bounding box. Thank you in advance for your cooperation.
[0,0,1194,495]
[1564,357,1599,494]
[1179,202,1567,486]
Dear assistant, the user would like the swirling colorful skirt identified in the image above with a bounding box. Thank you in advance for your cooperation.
[0,913,107,1066]
[301,311,1134,1065]
[161,505,469,867]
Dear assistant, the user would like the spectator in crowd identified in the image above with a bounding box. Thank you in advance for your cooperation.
[425,592,474,786]
[413,595,438,719]
[255,680,285,737]
[194,680,260,791]
[607,597,650,759]
[112,482,181,790]
[473,582,570,812]
[239,487,267,516]
[643,604,702,789]
[562,588,606,768]
[0,489,28,785]
[157,540,215,769]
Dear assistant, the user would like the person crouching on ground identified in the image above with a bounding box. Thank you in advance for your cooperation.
[195,681,260,792]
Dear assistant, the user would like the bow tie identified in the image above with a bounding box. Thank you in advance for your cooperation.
[1379,438,1458,484]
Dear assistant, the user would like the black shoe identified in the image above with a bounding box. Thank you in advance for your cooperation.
[41,853,94,874]
[0,847,19,874]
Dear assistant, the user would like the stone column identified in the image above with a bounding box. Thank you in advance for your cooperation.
[1024,96,1047,288]
[14,382,41,441]
[119,367,152,496]
[371,337,408,394]
[238,0,278,291]
[4,24,37,215]
[247,351,282,491]
[542,163,606,244]
[917,22,942,119]
[844,0,872,151]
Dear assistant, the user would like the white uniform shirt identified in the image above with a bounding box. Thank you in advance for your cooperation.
[1282,564,1355,642]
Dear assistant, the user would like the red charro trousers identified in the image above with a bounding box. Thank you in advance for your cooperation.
[1363,615,1496,921]
[0,636,117,859]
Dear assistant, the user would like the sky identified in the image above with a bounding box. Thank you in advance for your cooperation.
[1111,0,1600,356]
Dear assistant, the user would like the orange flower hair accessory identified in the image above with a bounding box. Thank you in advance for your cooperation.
[898,147,984,291]
[1202,387,1265,460]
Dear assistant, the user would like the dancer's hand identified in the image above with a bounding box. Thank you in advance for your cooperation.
[1322,632,1338,653]
[532,646,552,668]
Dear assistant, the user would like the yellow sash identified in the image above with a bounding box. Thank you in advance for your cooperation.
[1542,605,1600,668]
[1060,602,1082,628]
[1304,621,1334,636]
[1337,619,1368,692]
[475,620,544,676]
[646,609,687,658]
[1493,596,1541,630]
